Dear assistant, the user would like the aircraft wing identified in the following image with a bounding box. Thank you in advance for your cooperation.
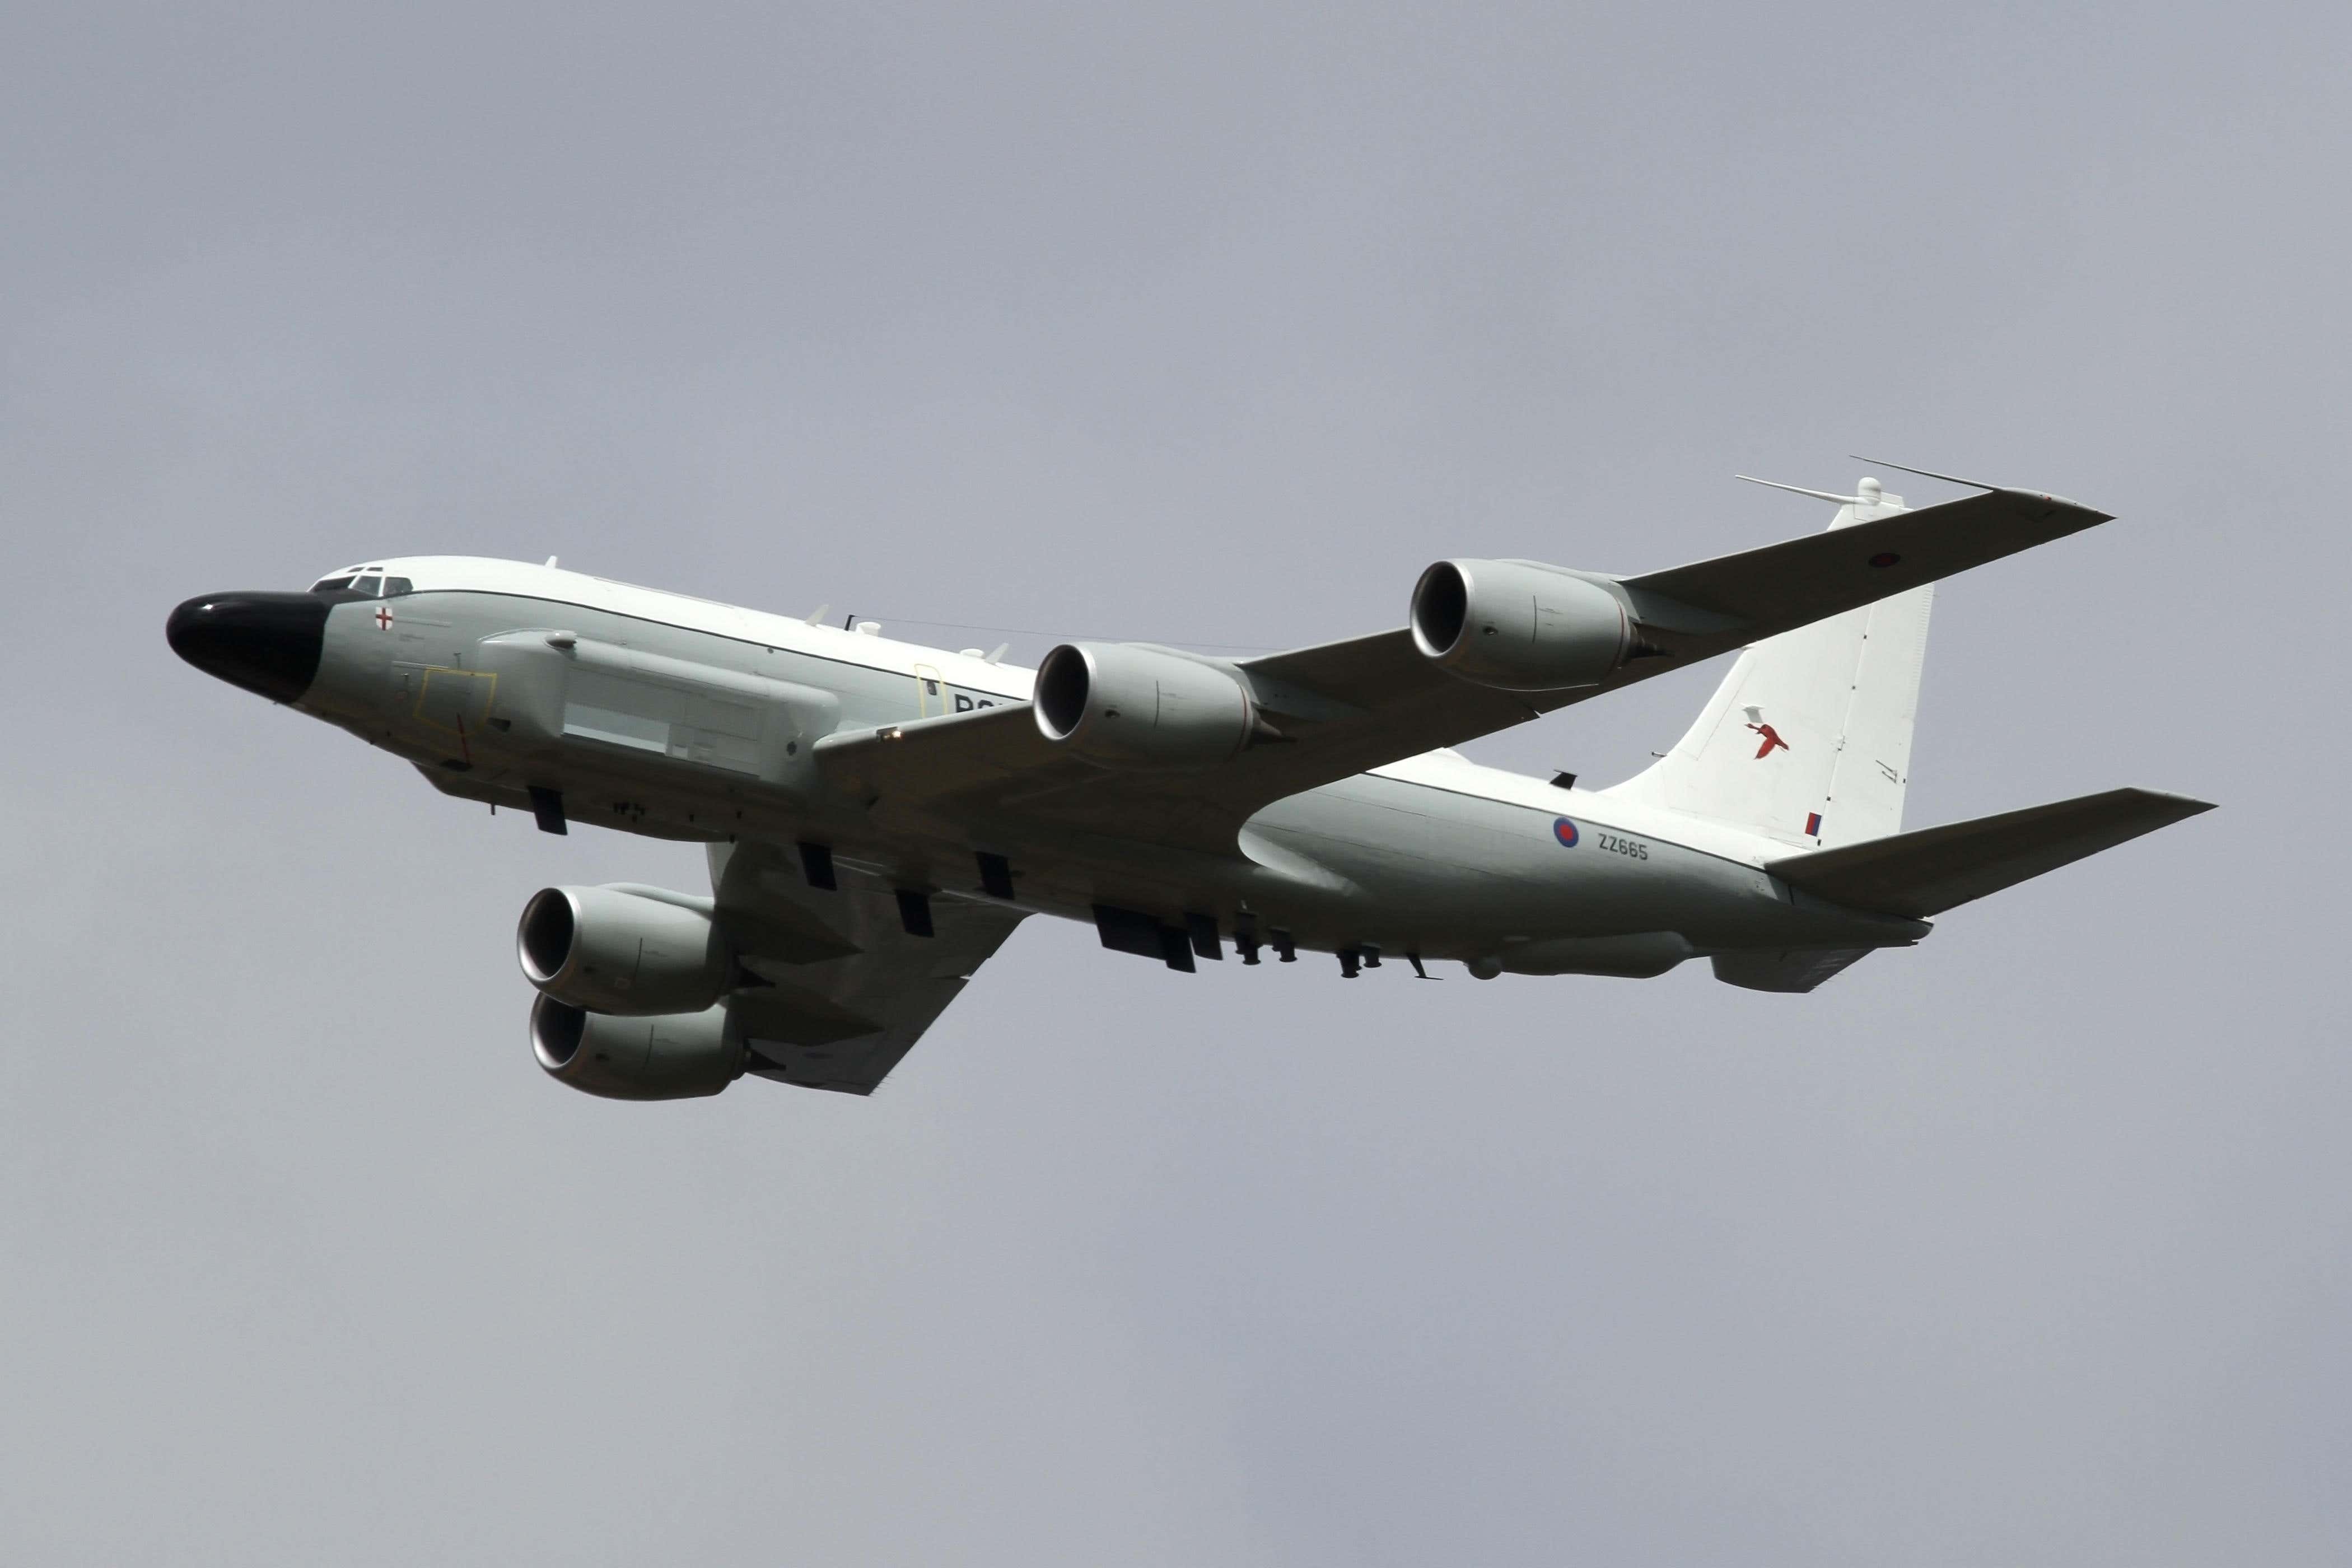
[710,839,1026,1095]
[816,484,2111,854]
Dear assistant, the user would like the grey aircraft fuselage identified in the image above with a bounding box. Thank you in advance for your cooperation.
[170,568,1923,981]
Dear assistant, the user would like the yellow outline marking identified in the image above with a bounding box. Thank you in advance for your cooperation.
[413,667,498,733]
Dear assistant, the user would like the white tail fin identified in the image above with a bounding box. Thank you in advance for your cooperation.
[1602,480,1933,850]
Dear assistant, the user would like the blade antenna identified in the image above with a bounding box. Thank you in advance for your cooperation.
[1846,456,2001,491]
[1736,474,1864,506]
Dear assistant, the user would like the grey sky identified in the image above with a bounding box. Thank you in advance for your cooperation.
[3,4,2345,1562]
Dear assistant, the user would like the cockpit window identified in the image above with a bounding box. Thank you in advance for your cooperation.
[310,571,412,596]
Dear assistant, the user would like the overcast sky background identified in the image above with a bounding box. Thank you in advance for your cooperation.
[3,4,2346,1563]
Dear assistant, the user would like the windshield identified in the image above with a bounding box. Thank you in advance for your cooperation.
[309,571,412,596]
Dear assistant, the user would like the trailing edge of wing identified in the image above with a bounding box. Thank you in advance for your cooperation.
[1766,787,2214,920]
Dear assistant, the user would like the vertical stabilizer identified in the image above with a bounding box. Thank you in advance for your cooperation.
[1601,480,1933,850]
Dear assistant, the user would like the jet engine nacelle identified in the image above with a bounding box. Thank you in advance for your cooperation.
[529,993,744,1100]
[517,884,728,1016]
[1033,642,1256,770]
[1409,559,1632,692]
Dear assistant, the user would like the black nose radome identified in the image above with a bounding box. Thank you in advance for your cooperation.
[166,592,332,704]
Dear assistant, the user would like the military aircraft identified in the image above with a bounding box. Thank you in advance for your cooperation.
[167,466,2210,1102]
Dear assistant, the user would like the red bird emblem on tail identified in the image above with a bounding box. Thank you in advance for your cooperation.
[1746,721,1790,759]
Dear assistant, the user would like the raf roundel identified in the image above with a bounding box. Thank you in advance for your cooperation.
[1552,817,1580,848]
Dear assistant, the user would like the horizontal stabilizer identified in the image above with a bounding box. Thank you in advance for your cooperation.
[1767,787,2214,919]
[1711,946,1877,994]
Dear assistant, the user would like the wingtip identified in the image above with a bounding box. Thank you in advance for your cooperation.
[2122,787,2218,818]
[1847,455,2111,520]
[2030,495,2111,522]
